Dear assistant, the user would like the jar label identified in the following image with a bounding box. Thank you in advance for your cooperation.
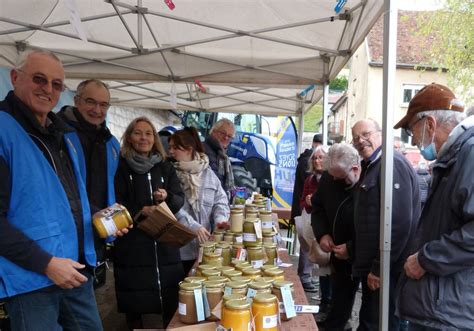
[100,217,119,236]
[253,220,263,239]
[215,248,222,255]
[243,233,257,242]
[234,236,243,243]
[262,221,273,229]
[251,259,263,268]
[281,286,296,318]
[178,302,186,315]
[262,314,278,328]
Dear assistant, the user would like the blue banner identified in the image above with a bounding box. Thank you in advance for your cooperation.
[272,116,297,208]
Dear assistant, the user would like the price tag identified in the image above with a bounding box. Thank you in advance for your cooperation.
[246,288,257,303]
[202,287,211,318]
[198,247,204,263]
[281,286,296,318]
[194,288,205,321]
[254,220,263,239]
[224,286,232,296]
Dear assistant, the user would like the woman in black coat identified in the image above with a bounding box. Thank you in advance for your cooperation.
[113,116,185,330]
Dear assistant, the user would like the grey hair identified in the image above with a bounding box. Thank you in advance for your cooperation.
[15,49,62,70]
[307,145,329,173]
[210,118,235,135]
[76,79,110,97]
[324,142,361,172]
[414,110,466,130]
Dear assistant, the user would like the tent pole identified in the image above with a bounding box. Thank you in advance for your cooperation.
[137,0,143,49]
[380,0,397,330]
[322,83,329,145]
[297,103,304,155]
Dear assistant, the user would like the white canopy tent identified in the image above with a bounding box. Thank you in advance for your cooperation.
[0,0,383,116]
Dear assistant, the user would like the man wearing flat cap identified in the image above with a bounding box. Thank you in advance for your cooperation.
[394,83,474,330]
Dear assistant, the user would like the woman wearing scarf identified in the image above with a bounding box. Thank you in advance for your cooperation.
[113,117,185,330]
[168,127,230,275]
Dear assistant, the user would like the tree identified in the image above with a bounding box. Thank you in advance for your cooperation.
[417,0,474,103]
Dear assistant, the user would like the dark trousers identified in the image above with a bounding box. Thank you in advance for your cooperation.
[324,269,360,330]
[357,273,400,331]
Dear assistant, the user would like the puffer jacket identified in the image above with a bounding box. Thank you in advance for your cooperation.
[397,117,474,329]
[176,166,230,261]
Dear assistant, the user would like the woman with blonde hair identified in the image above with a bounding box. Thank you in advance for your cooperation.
[113,116,185,329]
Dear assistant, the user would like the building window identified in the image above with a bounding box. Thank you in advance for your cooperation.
[402,84,424,106]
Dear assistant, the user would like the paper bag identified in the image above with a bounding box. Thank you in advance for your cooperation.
[135,202,196,247]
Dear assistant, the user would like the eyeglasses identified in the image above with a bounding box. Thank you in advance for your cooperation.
[77,95,110,110]
[351,130,379,144]
[217,130,235,140]
[16,69,65,92]
[404,116,425,137]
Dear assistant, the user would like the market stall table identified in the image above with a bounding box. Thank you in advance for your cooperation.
[166,249,318,330]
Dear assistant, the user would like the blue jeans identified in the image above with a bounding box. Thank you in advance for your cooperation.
[5,271,102,331]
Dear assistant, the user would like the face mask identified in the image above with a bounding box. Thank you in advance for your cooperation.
[418,120,437,161]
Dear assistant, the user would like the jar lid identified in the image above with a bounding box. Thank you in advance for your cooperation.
[259,210,272,215]
[260,277,275,284]
[260,265,279,272]
[226,280,248,289]
[207,276,229,283]
[230,276,251,284]
[214,229,226,233]
[233,232,243,236]
[244,219,258,223]
[253,293,277,303]
[184,276,207,284]
[225,299,251,310]
[200,242,216,248]
[202,269,221,276]
[231,208,244,214]
[247,245,263,251]
[217,266,235,272]
[223,270,242,277]
[198,264,216,271]
[204,252,221,258]
[216,243,231,248]
[263,231,277,237]
[263,243,277,249]
[203,280,225,288]
[264,269,284,276]
[242,268,261,276]
[223,293,245,302]
[249,280,271,290]
[273,280,294,289]
[179,282,202,291]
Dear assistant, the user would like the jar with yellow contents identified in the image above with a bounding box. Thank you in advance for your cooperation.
[178,282,202,324]
[215,243,232,266]
[202,252,223,267]
[221,299,252,331]
[258,210,273,234]
[263,243,278,265]
[203,281,224,321]
[212,229,226,242]
[247,245,265,268]
[262,231,277,244]
[243,219,262,247]
[272,280,295,321]
[242,267,262,280]
[263,268,284,281]
[225,280,248,295]
[230,208,244,233]
[249,280,272,295]
[93,203,133,238]
[252,293,279,331]
[200,242,216,254]
[223,231,234,243]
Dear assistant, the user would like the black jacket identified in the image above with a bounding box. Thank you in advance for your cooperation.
[397,121,474,329]
[113,156,185,319]
[311,171,355,273]
[0,92,85,271]
[203,135,226,191]
[291,149,312,220]
[352,150,421,277]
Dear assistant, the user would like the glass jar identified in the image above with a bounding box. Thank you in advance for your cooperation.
[223,293,246,303]
[92,203,133,238]
[233,232,243,244]
[245,210,259,220]
[196,264,216,276]
[207,276,229,285]
[184,276,207,284]
[225,281,248,295]
[243,219,262,247]
[215,243,232,266]
[222,269,242,279]
[263,243,278,265]
[242,267,262,280]
[200,242,216,254]
[230,208,244,233]
[202,252,223,267]
[263,268,284,281]
[262,231,277,244]
[221,299,252,331]
[259,210,273,234]
[202,281,223,322]
[247,246,265,269]
[234,261,251,272]
[217,266,235,274]
[230,276,252,285]
[261,265,279,273]
[223,231,234,243]
[252,293,279,331]
[249,280,272,295]
[212,229,226,242]
[231,243,245,261]
[272,280,295,321]
[202,269,221,278]
[178,282,202,324]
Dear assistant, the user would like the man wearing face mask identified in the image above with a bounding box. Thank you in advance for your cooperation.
[311,143,362,330]
[394,83,474,330]
[351,119,420,331]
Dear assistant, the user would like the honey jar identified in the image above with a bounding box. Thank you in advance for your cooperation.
[230,208,244,233]
[215,243,232,266]
[263,268,284,281]
[201,269,221,278]
[263,243,278,265]
[207,276,229,285]
[200,242,216,254]
[196,264,216,276]
[222,269,242,279]
[203,281,224,322]
[242,267,262,280]
[252,293,279,331]
[92,203,132,238]
[225,280,248,295]
[249,280,272,294]
[247,245,265,269]
[272,280,295,321]
[243,219,262,247]
[202,252,223,267]
[221,299,252,331]
[178,282,202,324]
[230,276,252,285]
[259,210,273,234]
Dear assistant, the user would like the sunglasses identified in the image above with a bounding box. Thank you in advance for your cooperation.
[17,69,65,92]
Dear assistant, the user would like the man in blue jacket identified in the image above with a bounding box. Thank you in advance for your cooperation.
[0,50,102,329]
[394,83,473,330]
[58,79,121,288]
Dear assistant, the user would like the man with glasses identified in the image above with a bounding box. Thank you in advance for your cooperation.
[394,83,473,330]
[0,50,103,329]
[203,118,235,197]
[58,79,121,289]
[351,119,421,331]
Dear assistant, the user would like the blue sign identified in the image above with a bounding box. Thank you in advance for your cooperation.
[272,116,297,208]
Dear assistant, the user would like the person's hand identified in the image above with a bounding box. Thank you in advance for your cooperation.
[141,205,157,216]
[367,272,380,290]
[196,227,211,244]
[44,257,88,289]
[113,223,133,237]
[319,234,335,253]
[305,194,312,207]
[404,252,426,280]
[153,189,167,203]
[333,243,349,260]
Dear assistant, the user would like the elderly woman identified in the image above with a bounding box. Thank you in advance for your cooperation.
[113,116,185,330]
[168,127,230,275]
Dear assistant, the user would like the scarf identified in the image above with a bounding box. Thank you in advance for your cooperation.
[125,152,162,174]
[174,152,209,213]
